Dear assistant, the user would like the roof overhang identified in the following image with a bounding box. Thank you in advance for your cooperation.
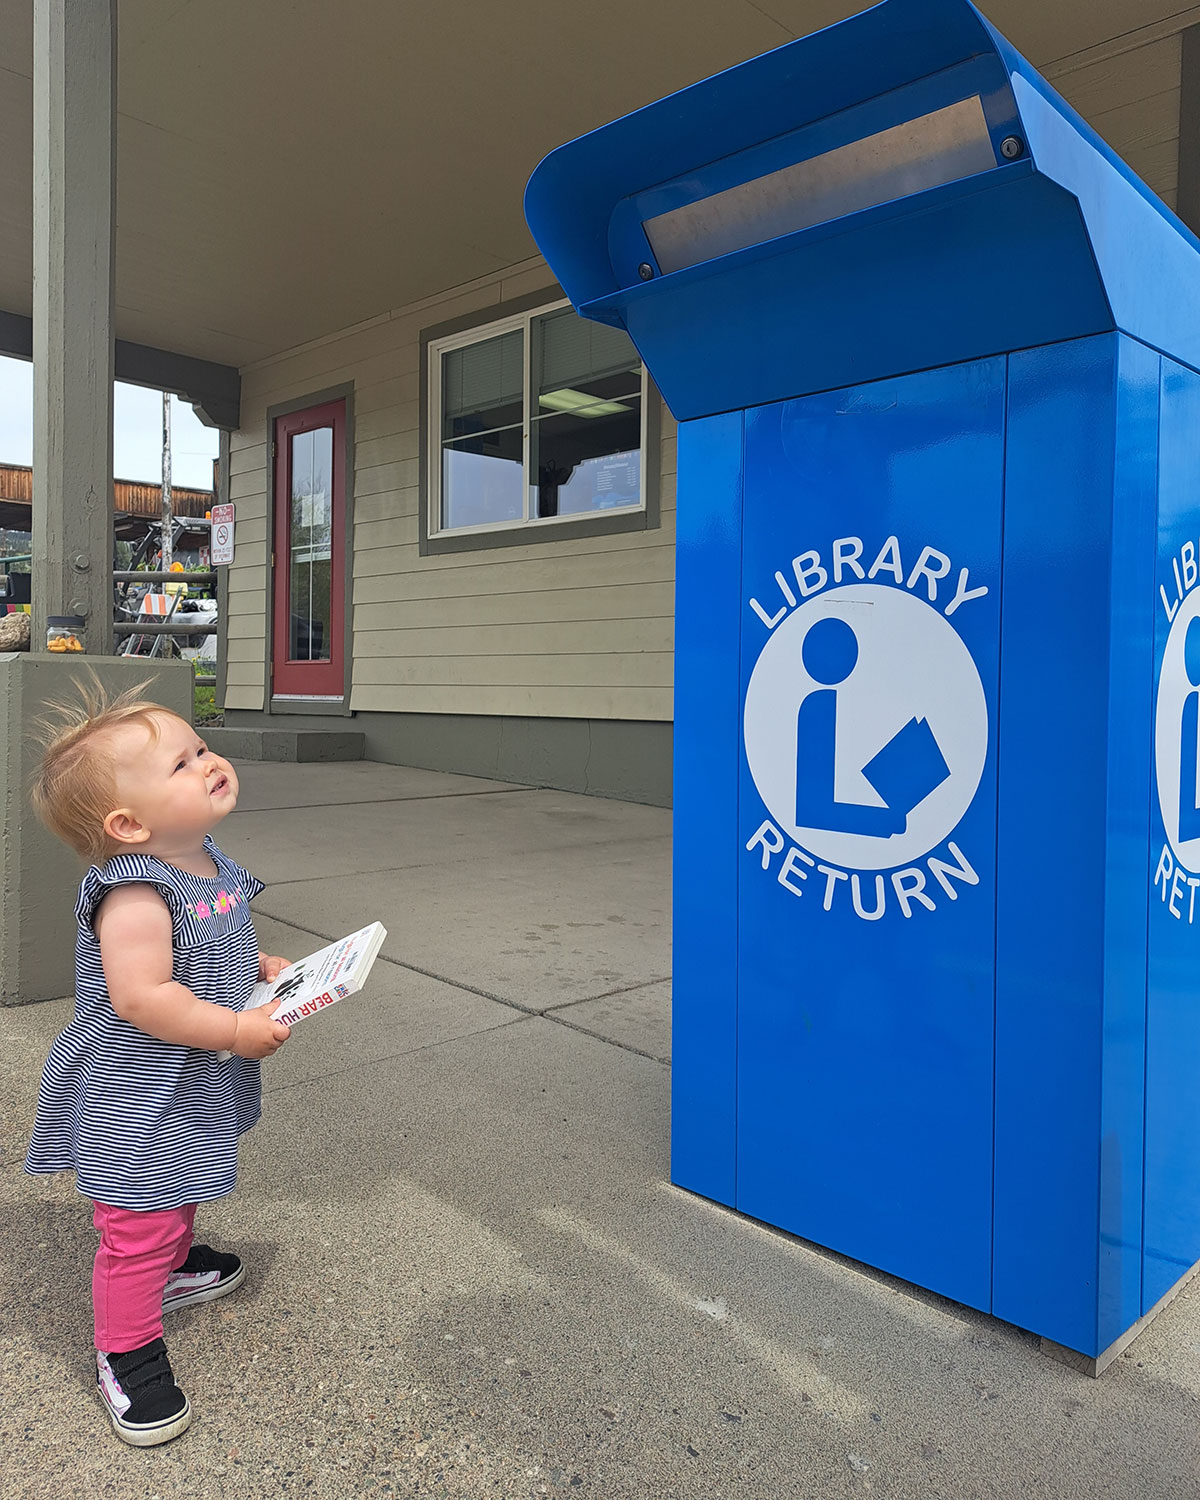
[0,0,1183,372]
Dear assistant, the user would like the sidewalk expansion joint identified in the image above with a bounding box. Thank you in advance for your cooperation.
[252,911,670,1065]
[543,1009,669,1067]
[262,1014,533,1096]
[385,957,545,1013]
[249,829,671,887]
[542,976,670,1013]
[235,786,539,815]
[382,960,670,1067]
[250,908,547,1013]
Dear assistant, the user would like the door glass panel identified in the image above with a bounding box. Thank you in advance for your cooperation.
[288,426,333,661]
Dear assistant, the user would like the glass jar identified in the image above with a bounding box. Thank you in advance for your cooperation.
[46,615,86,653]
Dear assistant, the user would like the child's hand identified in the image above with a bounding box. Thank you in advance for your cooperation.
[259,953,290,983]
[231,1001,291,1059]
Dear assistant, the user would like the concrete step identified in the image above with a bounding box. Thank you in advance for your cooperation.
[203,725,364,763]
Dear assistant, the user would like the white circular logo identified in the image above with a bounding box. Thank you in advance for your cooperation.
[1156,586,1200,869]
[743,584,988,870]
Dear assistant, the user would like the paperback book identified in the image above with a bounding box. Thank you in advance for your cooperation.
[218,921,387,1059]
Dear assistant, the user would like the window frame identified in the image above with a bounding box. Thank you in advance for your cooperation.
[419,289,660,556]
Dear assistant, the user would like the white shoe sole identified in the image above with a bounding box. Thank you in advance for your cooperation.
[162,1260,246,1313]
[105,1393,192,1447]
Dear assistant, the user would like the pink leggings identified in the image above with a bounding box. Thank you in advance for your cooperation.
[92,1201,197,1353]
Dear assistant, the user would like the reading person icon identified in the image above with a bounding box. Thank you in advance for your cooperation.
[746,581,986,871]
[795,615,951,837]
[1178,616,1200,845]
[795,617,905,835]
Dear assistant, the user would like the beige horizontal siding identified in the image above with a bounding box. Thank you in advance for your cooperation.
[228,442,266,477]
[355,459,420,500]
[500,264,566,302]
[348,683,671,719]
[349,544,676,606]
[225,635,266,664]
[355,488,415,526]
[353,540,675,595]
[1052,34,1180,117]
[353,516,419,551]
[226,598,266,625]
[239,286,497,414]
[1053,32,1181,209]
[352,653,671,689]
[223,658,265,712]
[352,616,673,659]
[229,517,268,547]
[229,261,672,722]
[223,391,271,726]
[356,429,420,469]
[354,581,674,631]
[361,511,675,568]
[226,571,266,598]
[229,425,267,457]
[228,470,268,504]
[355,374,420,422]
[228,540,269,571]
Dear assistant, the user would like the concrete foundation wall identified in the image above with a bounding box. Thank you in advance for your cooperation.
[223,707,672,807]
[0,654,193,1005]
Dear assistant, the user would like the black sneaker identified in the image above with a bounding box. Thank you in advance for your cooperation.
[162,1244,245,1313]
[97,1338,191,1446]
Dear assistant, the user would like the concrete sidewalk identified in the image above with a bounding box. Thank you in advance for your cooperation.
[3,760,1199,1500]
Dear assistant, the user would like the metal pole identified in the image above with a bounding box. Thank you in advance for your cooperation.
[159,390,175,658]
[161,391,173,573]
[113,570,217,585]
[113,620,217,637]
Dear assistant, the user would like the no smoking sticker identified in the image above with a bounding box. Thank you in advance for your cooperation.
[211,503,235,566]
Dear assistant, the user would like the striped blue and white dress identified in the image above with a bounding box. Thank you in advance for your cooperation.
[25,836,265,1212]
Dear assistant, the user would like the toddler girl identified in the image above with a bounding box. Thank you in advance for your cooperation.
[24,681,291,1446]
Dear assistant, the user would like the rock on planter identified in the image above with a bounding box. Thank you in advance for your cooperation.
[0,612,31,651]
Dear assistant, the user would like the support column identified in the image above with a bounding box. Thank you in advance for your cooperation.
[32,0,117,654]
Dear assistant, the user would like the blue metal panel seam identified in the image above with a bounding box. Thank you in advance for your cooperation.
[1093,337,1120,1347]
[994,335,1118,1352]
[989,352,1011,1315]
[1140,356,1200,1309]
[671,410,745,1203]
[734,412,746,1207]
[1140,353,1162,1322]
[1138,351,1162,1330]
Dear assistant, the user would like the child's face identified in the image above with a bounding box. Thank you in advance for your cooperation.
[107,713,239,849]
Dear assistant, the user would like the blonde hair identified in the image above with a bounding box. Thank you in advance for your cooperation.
[30,674,170,863]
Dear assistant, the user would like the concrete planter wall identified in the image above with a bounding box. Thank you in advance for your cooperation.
[0,654,193,1005]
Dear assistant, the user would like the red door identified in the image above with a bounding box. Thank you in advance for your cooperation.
[272,399,346,698]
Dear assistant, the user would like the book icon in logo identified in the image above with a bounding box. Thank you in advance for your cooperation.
[795,617,951,838]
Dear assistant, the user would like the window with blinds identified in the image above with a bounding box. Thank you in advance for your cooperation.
[429,300,645,535]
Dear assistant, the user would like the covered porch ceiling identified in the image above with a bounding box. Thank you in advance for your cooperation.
[0,0,1184,371]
